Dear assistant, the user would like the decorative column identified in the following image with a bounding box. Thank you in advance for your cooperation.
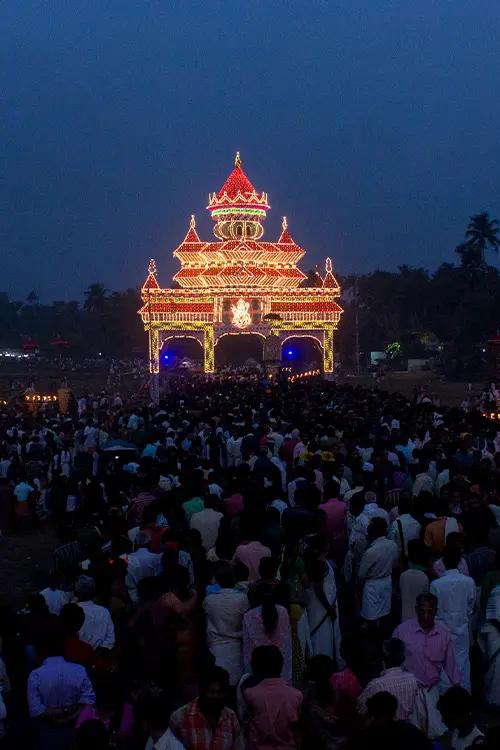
[204,324,215,373]
[323,325,334,373]
[149,327,160,403]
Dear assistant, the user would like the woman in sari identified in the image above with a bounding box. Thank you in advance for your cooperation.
[242,586,292,682]
[156,563,198,694]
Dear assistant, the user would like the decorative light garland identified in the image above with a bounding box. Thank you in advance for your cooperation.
[140,154,342,374]
[24,394,58,403]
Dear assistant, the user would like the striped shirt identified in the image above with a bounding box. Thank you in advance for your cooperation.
[357,667,419,720]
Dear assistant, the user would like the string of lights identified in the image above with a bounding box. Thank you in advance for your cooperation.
[139,154,343,377]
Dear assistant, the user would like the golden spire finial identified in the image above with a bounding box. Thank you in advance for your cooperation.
[148,258,157,275]
[325,257,333,274]
[235,151,241,168]
[282,216,288,231]
[190,214,196,229]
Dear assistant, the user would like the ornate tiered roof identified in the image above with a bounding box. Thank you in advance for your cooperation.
[170,155,313,289]
[207,152,270,217]
[139,155,343,357]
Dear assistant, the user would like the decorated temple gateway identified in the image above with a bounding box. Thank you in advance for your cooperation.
[139,153,342,393]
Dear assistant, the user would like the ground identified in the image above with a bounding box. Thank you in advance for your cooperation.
[0,525,57,609]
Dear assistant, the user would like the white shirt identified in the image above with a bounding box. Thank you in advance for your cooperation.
[190,508,223,551]
[145,728,185,750]
[40,587,70,615]
[358,537,399,580]
[435,469,450,498]
[226,436,242,465]
[451,726,484,750]
[388,514,422,556]
[124,548,162,603]
[430,569,476,643]
[78,600,115,649]
[412,472,434,497]
[204,588,249,684]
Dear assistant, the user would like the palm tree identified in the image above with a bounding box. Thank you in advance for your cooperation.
[464,212,499,266]
[83,283,109,313]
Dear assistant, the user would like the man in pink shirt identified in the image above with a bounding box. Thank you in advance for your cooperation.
[243,645,302,750]
[319,479,346,553]
[392,592,460,738]
[234,534,271,583]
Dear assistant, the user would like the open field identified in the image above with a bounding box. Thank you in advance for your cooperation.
[0,363,485,408]
[337,371,483,407]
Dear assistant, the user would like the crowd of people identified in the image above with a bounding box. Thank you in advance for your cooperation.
[0,373,500,749]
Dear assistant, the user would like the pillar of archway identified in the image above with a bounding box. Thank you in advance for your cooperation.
[263,332,281,362]
[323,325,335,372]
[203,325,215,373]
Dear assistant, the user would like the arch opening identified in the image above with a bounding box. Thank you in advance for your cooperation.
[281,335,323,370]
[215,332,265,368]
[160,336,203,369]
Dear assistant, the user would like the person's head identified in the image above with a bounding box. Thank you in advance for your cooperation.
[415,593,438,632]
[44,622,65,657]
[349,492,366,518]
[382,638,406,669]
[324,479,340,500]
[59,602,85,636]
[444,531,466,554]
[233,560,249,584]
[260,588,279,635]
[198,667,229,714]
[407,538,427,567]
[185,527,203,550]
[75,575,96,602]
[27,593,50,616]
[145,694,176,742]
[442,546,462,571]
[167,563,191,597]
[136,575,164,603]
[306,654,336,702]
[76,719,110,750]
[365,691,398,725]
[258,556,279,581]
[204,493,219,511]
[251,644,283,680]
[214,565,235,590]
[135,531,151,550]
[437,686,474,732]
[367,517,388,543]
[397,494,412,516]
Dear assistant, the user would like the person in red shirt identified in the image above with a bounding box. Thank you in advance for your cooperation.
[60,603,94,670]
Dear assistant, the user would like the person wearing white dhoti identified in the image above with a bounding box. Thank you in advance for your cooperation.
[203,565,249,685]
[430,547,476,692]
[358,518,398,621]
[478,584,500,708]
[304,558,343,669]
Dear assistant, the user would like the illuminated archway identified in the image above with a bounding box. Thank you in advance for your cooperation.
[281,335,323,369]
[215,332,265,367]
[160,335,203,368]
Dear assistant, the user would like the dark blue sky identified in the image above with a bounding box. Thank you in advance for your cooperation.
[2,1,500,300]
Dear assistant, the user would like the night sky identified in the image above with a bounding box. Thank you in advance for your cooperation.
[2,1,500,301]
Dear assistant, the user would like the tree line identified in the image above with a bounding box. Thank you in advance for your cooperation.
[0,213,498,375]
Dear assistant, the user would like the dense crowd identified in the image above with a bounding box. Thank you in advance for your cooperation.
[0,374,500,750]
